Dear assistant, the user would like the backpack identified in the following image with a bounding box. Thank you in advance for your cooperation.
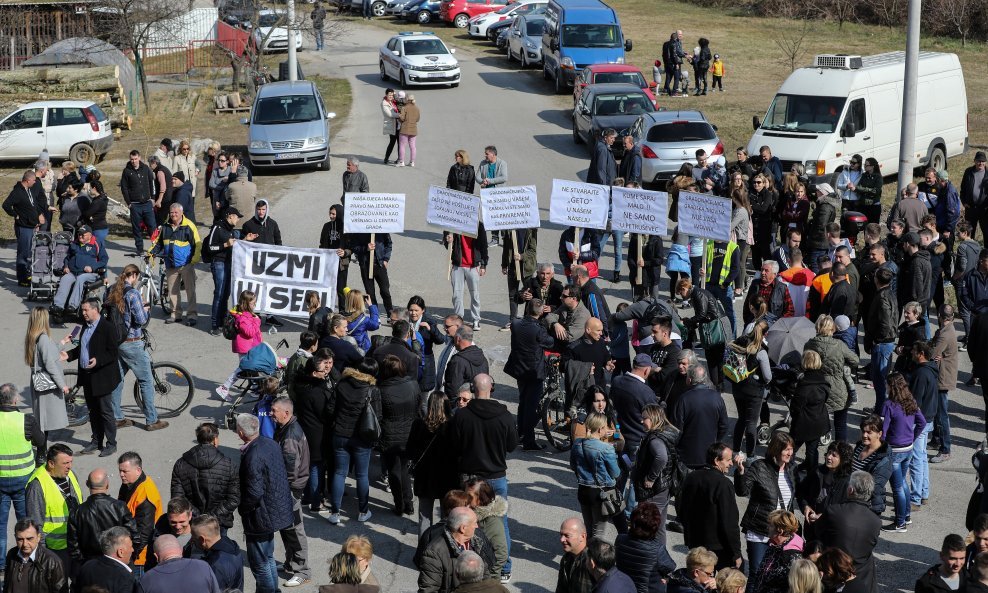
[200,226,217,264]
[722,347,755,384]
[222,311,240,340]
[101,285,138,345]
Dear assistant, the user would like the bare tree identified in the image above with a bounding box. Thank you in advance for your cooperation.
[926,0,983,44]
[774,20,810,72]
[829,0,858,29]
[864,0,906,27]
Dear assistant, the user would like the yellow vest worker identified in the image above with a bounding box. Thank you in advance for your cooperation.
[25,444,83,553]
[117,452,163,570]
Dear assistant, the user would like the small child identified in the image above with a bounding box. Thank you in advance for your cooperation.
[710,54,725,91]
[833,315,859,404]
[826,222,855,261]
[679,68,691,96]
[253,376,280,439]
[216,290,263,401]
[610,302,632,375]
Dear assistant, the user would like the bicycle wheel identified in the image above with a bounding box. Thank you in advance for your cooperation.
[62,369,90,427]
[540,384,572,451]
[158,268,173,316]
[134,362,194,418]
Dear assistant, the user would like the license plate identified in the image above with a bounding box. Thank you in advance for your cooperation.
[427,71,447,78]
[276,152,301,160]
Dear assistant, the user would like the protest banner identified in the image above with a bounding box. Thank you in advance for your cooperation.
[344,193,406,278]
[548,179,610,229]
[426,185,480,237]
[481,185,540,280]
[611,187,669,284]
[676,190,731,242]
[231,242,340,317]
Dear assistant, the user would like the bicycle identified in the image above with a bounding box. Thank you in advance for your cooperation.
[138,254,172,317]
[539,351,573,452]
[64,328,195,427]
[224,338,290,431]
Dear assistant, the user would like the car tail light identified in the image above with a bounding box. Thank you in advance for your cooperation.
[711,141,724,156]
[82,107,99,132]
[641,145,657,159]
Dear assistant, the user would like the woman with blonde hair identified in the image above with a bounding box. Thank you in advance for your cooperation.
[788,558,823,593]
[446,149,475,193]
[343,289,380,352]
[716,568,747,593]
[748,510,804,593]
[172,139,200,198]
[25,306,71,441]
[632,404,680,544]
[805,314,859,442]
[343,535,379,586]
[319,552,379,592]
[570,411,621,539]
[729,319,772,456]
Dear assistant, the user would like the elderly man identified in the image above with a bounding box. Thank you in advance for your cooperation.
[68,468,137,564]
[418,507,498,593]
[140,535,220,593]
[52,225,108,317]
[568,318,613,389]
[152,203,200,326]
[556,518,593,593]
[442,326,490,402]
[962,151,988,239]
[3,519,66,593]
[191,514,244,592]
[0,383,44,557]
[26,444,83,571]
[341,156,370,200]
[518,263,564,316]
[454,550,509,593]
[3,170,41,286]
[669,367,729,468]
[676,443,741,569]
[742,260,793,325]
[271,397,311,588]
[505,300,556,449]
[117,451,163,579]
[73,526,137,593]
[587,128,617,186]
[817,471,882,593]
[542,284,592,348]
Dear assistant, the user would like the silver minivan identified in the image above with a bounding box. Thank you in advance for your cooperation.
[243,81,335,170]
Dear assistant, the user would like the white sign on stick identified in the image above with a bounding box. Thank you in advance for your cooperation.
[548,179,609,230]
[481,185,540,231]
[610,187,669,235]
[343,193,406,234]
[426,186,480,237]
[676,191,732,242]
[231,242,340,317]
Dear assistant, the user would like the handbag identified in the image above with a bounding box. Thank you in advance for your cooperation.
[32,338,58,393]
[356,389,381,444]
[582,443,624,517]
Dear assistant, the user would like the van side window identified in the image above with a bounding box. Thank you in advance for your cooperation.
[48,107,87,127]
[847,98,866,132]
[2,108,43,130]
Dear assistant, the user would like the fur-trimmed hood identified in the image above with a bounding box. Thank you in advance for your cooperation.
[474,495,508,521]
[342,367,377,385]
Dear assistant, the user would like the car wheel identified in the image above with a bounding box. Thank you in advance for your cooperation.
[417,9,431,23]
[520,52,528,68]
[399,69,408,89]
[380,61,388,81]
[69,143,96,167]
[927,145,946,173]
[372,0,386,16]
[506,45,515,62]
[573,122,584,145]
[453,12,469,28]
[451,82,459,88]
[554,69,565,95]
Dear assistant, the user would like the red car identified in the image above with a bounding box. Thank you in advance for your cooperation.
[573,64,658,109]
[440,0,509,28]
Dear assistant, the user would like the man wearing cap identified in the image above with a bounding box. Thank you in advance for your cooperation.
[170,171,195,222]
[52,225,108,317]
[962,151,988,240]
[898,231,932,323]
[205,207,257,335]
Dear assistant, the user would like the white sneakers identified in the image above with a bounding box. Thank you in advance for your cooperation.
[284,576,310,588]
[214,385,231,402]
[358,510,373,522]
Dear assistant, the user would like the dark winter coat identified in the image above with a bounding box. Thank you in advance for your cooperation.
[668,386,728,467]
[446,163,476,194]
[448,399,519,480]
[67,493,137,562]
[407,420,459,499]
[119,161,154,204]
[417,527,498,593]
[748,535,804,593]
[504,316,556,381]
[202,535,244,592]
[170,443,241,528]
[329,368,382,442]
[319,205,351,269]
[735,457,796,536]
[72,554,134,593]
[852,442,892,514]
[588,139,617,185]
[238,435,293,536]
[676,467,741,562]
[242,200,282,245]
[864,286,898,349]
[620,144,643,185]
[379,375,419,450]
[898,249,932,313]
[796,466,850,517]
[443,344,490,399]
[666,569,706,593]
[806,195,840,251]
[66,319,120,396]
[789,369,830,441]
[915,565,967,593]
[2,541,65,593]
[273,416,310,492]
[614,533,676,593]
[817,500,882,593]
[372,338,421,382]
[749,187,777,243]
[293,374,332,464]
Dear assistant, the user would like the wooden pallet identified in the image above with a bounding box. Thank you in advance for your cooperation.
[214,106,251,114]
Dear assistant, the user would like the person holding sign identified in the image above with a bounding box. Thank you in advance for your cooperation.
[443,224,489,332]
[477,147,507,245]
[350,231,393,316]
[627,233,664,301]
[500,228,537,331]
[558,227,602,280]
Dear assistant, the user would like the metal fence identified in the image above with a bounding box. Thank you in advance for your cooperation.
[138,40,231,75]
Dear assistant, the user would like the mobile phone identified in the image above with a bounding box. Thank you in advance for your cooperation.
[70,326,81,339]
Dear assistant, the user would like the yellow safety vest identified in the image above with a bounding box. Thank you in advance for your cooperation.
[705,241,739,286]
[0,412,34,478]
[27,466,82,550]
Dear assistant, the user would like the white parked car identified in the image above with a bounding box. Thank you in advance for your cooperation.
[252,9,303,52]
[0,100,112,165]
[379,32,460,88]
[468,0,545,38]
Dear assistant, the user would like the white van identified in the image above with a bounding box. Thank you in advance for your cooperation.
[747,52,968,184]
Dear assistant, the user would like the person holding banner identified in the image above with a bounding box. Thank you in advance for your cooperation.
[205,207,254,336]
[443,224,489,332]
[351,231,393,317]
[319,204,351,308]
[501,228,537,331]
[627,233,664,301]
[558,227,602,280]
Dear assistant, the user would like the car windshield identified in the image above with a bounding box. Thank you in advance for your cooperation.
[494,3,515,14]
[761,94,847,133]
[403,39,448,55]
[594,71,646,87]
[257,13,281,27]
[561,24,620,48]
[526,20,544,35]
[254,95,320,124]
[592,93,654,116]
[645,121,717,143]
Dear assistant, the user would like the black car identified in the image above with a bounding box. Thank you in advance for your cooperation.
[487,17,513,44]
[402,0,441,23]
[572,83,656,158]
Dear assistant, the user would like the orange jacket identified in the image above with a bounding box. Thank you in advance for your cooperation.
[124,474,163,566]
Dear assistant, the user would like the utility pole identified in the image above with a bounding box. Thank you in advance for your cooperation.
[287,0,298,81]
[896,0,921,195]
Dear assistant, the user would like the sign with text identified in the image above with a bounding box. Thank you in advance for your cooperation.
[343,193,406,234]
[610,187,669,235]
[481,185,540,231]
[426,186,480,237]
[676,191,731,242]
[231,242,340,317]
[548,179,609,230]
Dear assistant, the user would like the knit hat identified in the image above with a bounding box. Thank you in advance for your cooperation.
[834,315,851,332]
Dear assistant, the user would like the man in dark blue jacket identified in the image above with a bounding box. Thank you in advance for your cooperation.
[587,129,617,186]
[908,342,939,511]
[191,514,244,592]
[235,413,292,593]
[504,299,555,451]
[53,226,108,314]
[619,136,642,186]
[169,172,195,222]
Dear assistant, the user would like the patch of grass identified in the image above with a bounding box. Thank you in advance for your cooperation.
[310,74,353,138]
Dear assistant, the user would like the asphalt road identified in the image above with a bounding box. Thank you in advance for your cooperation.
[0,22,980,593]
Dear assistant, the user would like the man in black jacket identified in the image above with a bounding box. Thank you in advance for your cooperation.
[371,320,421,381]
[5,519,66,593]
[68,468,137,564]
[822,262,857,321]
[2,170,41,285]
[908,342,938,510]
[205,207,251,335]
[271,397,311,587]
[669,367,729,469]
[191,515,244,592]
[505,300,556,451]
[898,232,932,324]
[915,534,968,593]
[73,526,138,593]
[817,471,882,593]
[865,268,898,412]
[147,155,173,226]
[68,298,121,457]
[587,128,617,186]
[119,150,156,254]
[961,151,988,240]
[448,376,519,580]
[169,422,240,532]
[676,443,741,570]
[442,326,490,402]
[241,199,284,327]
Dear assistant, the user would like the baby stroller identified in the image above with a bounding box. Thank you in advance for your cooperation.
[27,230,73,302]
[224,339,289,431]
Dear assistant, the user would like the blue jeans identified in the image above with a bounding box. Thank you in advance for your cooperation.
[331,435,372,514]
[871,342,895,411]
[305,461,325,507]
[314,29,324,50]
[746,540,769,578]
[211,261,231,330]
[0,474,29,556]
[109,340,157,424]
[708,284,735,336]
[129,202,156,252]
[246,533,279,593]
[597,231,625,274]
[888,448,912,526]
[14,225,34,283]
[93,228,109,249]
[487,476,512,574]
[936,390,952,453]
[908,424,932,504]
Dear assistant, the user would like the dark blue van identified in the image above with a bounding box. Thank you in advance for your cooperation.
[541,0,632,95]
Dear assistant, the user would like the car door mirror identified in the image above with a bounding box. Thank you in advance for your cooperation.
[550,39,559,51]
[240,117,250,125]
[624,38,632,51]
[392,49,400,56]
[841,121,856,138]
[450,48,456,53]
[752,115,761,131]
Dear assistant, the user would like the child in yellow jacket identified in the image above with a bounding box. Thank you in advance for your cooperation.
[710,54,726,91]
